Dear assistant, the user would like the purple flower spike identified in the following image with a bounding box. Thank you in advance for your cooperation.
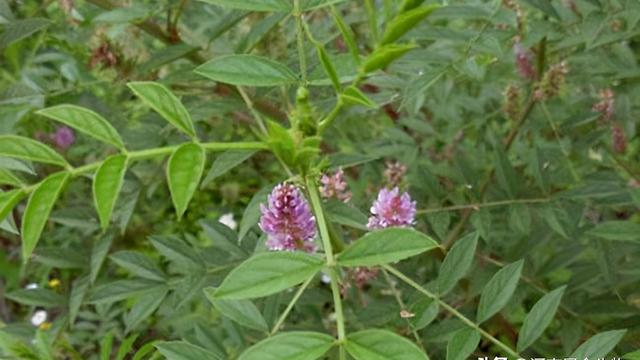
[367,187,416,230]
[259,183,317,252]
[52,126,75,150]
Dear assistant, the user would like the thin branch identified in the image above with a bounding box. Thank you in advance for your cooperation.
[417,197,550,215]
[383,265,522,359]
[381,269,426,353]
[270,275,315,335]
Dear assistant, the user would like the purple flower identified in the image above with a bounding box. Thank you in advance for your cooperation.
[367,187,416,230]
[51,126,75,150]
[319,168,351,202]
[259,183,317,252]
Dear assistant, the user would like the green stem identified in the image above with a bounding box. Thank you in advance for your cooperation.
[416,197,550,215]
[364,0,379,44]
[237,86,268,135]
[318,98,344,134]
[293,0,308,85]
[380,269,426,353]
[383,265,522,359]
[306,176,346,358]
[270,275,315,335]
[24,141,269,194]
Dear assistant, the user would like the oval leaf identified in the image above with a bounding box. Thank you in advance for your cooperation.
[195,55,298,87]
[127,82,196,138]
[110,251,166,282]
[438,232,478,295]
[476,259,523,323]
[201,149,257,187]
[6,288,66,307]
[204,287,269,332]
[21,172,70,262]
[36,105,125,149]
[381,5,439,45]
[345,329,428,360]
[587,221,640,242]
[167,143,205,219]
[570,329,627,359]
[0,135,68,166]
[238,332,335,360]
[155,341,222,360]
[213,252,323,299]
[93,154,127,229]
[337,228,439,267]
[517,285,566,351]
[446,328,480,360]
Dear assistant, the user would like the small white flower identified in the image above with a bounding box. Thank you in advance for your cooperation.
[30,310,47,327]
[219,213,237,230]
[25,283,38,290]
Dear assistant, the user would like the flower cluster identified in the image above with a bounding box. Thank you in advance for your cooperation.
[259,181,417,257]
[534,61,568,100]
[384,161,407,187]
[319,168,351,202]
[592,88,615,122]
[502,84,521,121]
[53,126,75,150]
[259,183,317,252]
[367,187,417,230]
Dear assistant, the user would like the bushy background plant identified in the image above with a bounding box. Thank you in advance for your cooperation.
[0,0,639,359]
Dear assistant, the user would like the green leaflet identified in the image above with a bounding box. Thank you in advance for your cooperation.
[570,329,627,359]
[155,341,223,360]
[21,172,70,262]
[446,328,480,360]
[0,135,68,166]
[204,288,269,332]
[127,82,196,138]
[109,251,166,282]
[345,329,428,360]
[337,228,439,267]
[238,332,335,360]
[167,143,205,219]
[438,232,478,295]
[517,286,566,351]
[93,154,127,230]
[476,260,524,323]
[361,44,416,73]
[213,252,323,299]
[380,5,440,45]
[36,105,125,149]
[195,55,298,87]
